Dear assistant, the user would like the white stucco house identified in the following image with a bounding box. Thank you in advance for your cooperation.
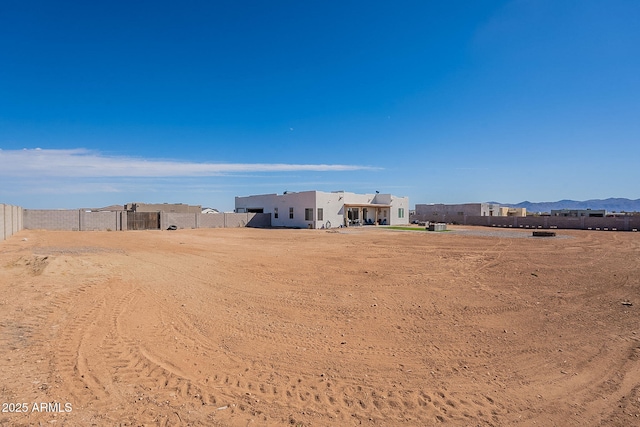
[235,190,409,229]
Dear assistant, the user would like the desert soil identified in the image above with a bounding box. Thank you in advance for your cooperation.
[0,226,639,426]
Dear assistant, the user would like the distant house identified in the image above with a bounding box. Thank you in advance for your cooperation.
[551,209,606,217]
[88,204,126,212]
[415,203,502,218]
[498,207,527,217]
[413,203,526,222]
[124,202,202,214]
[235,190,409,229]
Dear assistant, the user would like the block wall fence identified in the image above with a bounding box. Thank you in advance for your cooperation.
[6,207,640,235]
[1,204,24,241]
[410,213,640,231]
[22,210,271,231]
[160,212,271,229]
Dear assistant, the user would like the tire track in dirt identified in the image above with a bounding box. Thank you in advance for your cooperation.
[48,279,122,410]
[123,250,531,361]
[6,228,637,425]
[198,369,506,425]
[44,277,221,425]
[96,284,228,424]
[111,250,508,425]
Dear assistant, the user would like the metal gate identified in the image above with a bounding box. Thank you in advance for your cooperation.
[127,212,160,230]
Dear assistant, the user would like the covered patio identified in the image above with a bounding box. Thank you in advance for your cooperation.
[343,203,391,227]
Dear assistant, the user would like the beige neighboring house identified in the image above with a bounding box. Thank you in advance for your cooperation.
[124,202,202,214]
[87,204,126,212]
[498,207,527,217]
[415,203,526,218]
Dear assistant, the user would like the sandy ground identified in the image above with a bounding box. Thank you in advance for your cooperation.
[0,226,639,426]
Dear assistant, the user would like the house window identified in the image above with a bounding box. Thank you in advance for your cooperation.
[317,208,323,221]
[274,207,278,219]
[289,207,294,219]
[398,208,405,218]
[305,208,313,221]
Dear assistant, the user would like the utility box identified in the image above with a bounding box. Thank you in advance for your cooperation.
[428,223,447,231]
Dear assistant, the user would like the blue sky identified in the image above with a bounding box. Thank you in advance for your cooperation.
[1,0,639,210]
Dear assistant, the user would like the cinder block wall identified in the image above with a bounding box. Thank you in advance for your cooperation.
[247,213,271,228]
[24,210,82,231]
[583,217,628,229]
[17,205,23,232]
[411,212,640,231]
[225,213,250,227]
[199,214,226,228]
[3,204,10,239]
[159,212,272,229]
[1,204,24,241]
[0,203,8,242]
[12,205,19,234]
[81,211,121,231]
[20,210,272,232]
[161,212,197,229]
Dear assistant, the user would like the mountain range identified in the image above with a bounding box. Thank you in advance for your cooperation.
[495,198,640,213]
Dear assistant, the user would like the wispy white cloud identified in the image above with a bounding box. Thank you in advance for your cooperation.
[0,148,380,178]
[0,180,124,195]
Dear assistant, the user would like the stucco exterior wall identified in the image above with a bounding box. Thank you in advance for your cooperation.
[389,196,410,225]
[342,192,375,205]
[315,191,344,229]
[236,191,318,228]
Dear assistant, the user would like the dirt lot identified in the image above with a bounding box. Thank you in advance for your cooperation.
[0,226,639,426]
